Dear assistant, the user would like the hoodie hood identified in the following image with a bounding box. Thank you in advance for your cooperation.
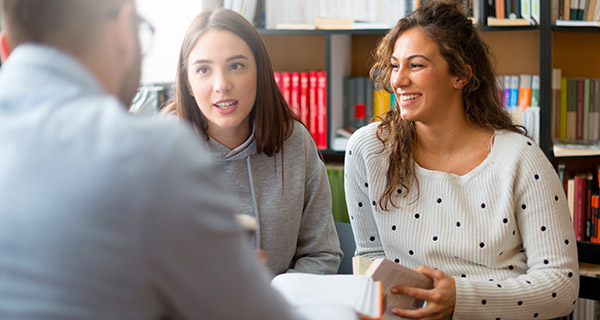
[207,126,257,161]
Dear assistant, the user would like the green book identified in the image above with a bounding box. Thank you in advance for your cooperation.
[560,78,568,139]
[566,78,577,139]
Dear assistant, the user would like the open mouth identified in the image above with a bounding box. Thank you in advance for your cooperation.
[400,93,422,101]
[214,101,237,110]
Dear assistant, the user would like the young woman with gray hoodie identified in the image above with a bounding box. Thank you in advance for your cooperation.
[162,8,342,276]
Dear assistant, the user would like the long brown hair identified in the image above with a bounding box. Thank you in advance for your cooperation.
[370,0,523,211]
[162,8,297,157]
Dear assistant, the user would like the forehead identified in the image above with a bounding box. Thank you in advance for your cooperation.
[392,27,440,59]
[190,29,253,59]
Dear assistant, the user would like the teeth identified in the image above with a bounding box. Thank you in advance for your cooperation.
[215,101,236,109]
[400,94,420,101]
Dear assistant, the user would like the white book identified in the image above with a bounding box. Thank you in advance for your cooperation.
[531,0,541,24]
[271,273,381,320]
[521,0,531,21]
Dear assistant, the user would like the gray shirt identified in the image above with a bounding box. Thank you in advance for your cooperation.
[0,44,301,320]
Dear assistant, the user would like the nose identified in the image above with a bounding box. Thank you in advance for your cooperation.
[214,70,232,93]
[391,65,409,89]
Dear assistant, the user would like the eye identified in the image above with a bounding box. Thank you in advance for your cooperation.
[196,66,210,75]
[390,64,399,70]
[230,62,245,71]
[410,63,424,68]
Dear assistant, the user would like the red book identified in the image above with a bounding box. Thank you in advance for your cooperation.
[308,71,318,143]
[591,194,599,243]
[281,72,291,108]
[299,72,310,127]
[273,72,282,91]
[316,71,327,150]
[574,175,587,241]
[290,72,301,117]
[576,78,584,140]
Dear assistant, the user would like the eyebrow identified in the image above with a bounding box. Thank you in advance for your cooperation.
[191,54,249,66]
[391,54,431,62]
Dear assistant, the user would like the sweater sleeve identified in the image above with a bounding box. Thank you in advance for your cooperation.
[289,126,343,274]
[143,125,303,320]
[344,124,386,260]
[453,137,579,320]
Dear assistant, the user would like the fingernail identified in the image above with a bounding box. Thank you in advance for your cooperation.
[391,288,398,293]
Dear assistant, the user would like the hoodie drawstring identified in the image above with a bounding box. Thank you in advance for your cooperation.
[246,156,261,249]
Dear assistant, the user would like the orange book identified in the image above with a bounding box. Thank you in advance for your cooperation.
[518,74,532,110]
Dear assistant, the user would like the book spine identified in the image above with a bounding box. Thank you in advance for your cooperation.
[281,72,292,108]
[521,0,531,21]
[570,0,580,20]
[531,74,540,107]
[586,176,593,241]
[496,0,506,18]
[566,78,577,139]
[552,69,562,138]
[300,72,309,127]
[584,79,590,140]
[309,71,318,143]
[274,72,282,91]
[560,77,568,139]
[509,75,519,107]
[531,0,541,23]
[576,78,584,140]
[503,75,511,108]
[317,71,327,150]
[574,175,587,241]
[518,74,532,110]
[291,72,301,117]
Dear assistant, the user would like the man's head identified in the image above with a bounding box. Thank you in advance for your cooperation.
[0,0,144,106]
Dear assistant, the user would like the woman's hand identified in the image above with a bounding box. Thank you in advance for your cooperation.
[389,265,456,320]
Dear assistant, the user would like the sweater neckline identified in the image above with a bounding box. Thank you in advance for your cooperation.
[414,130,499,180]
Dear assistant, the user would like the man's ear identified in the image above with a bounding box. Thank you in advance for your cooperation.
[0,31,13,62]
[112,2,137,63]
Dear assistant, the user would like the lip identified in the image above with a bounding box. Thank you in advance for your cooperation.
[397,92,422,106]
[213,99,238,114]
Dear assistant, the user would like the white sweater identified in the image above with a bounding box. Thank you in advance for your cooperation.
[344,122,579,320]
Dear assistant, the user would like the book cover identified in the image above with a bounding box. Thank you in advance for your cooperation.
[591,79,600,140]
[586,174,593,241]
[316,71,327,150]
[373,88,390,119]
[576,78,584,140]
[518,74,532,109]
[578,0,587,19]
[359,257,433,320]
[585,0,597,20]
[566,78,577,140]
[290,72,301,117]
[564,0,571,20]
[574,175,587,241]
[300,72,310,127]
[308,71,318,143]
[496,75,504,105]
[591,194,599,243]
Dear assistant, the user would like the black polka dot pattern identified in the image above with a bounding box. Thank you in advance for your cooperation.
[369,236,375,241]
[481,203,486,209]
[479,242,485,248]
[555,195,559,201]
[565,239,570,245]
[364,182,368,188]
[527,141,532,146]
[517,301,523,306]
[456,221,461,227]
[391,225,396,231]
[394,258,399,263]
[358,202,363,207]
[408,250,414,255]
[414,213,420,219]
[372,201,376,206]
[521,204,527,210]
[552,292,557,298]
[397,189,402,194]
[534,174,539,180]
[503,218,508,223]
[437,198,442,204]
[541,226,546,232]
[461,274,466,278]
[481,299,487,305]
[348,150,352,156]
[433,236,438,241]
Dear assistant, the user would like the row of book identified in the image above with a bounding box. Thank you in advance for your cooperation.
[556,0,600,22]
[258,0,475,30]
[496,74,540,109]
[551,70,600,143]
[484,0,541,26]
[342,76,396,131]
[274,71,328,150]
[558,164,600,243]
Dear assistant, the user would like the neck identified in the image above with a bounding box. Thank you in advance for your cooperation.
[208,121,252,150]
[415,115,479,156]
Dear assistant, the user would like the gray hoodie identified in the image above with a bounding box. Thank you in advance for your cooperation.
[208,121,343,275]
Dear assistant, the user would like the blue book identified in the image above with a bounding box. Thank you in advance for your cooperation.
[503,75,511,108]
[509,75,519,107]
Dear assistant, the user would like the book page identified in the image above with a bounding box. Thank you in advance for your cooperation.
[270,273,380,319]
[352,255,376,275]
[364,259,433,319]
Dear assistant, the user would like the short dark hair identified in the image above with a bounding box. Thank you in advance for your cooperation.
[1,0,128,53]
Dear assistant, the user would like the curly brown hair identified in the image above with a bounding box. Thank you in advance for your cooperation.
[370,0,523,211]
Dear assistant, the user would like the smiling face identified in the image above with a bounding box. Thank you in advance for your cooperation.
[390,27,465,126]
[187,29,257,145]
